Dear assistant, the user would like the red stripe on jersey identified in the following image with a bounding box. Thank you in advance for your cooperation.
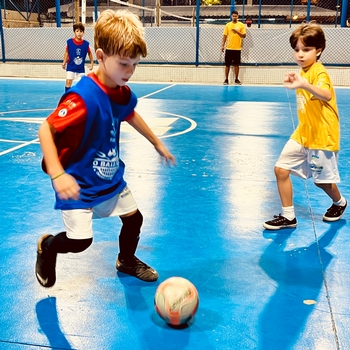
[46,93,87,169]
[87,73,134,119]
[44,75,135,171]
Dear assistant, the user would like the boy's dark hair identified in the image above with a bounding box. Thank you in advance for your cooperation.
[290,23,326,58]
[73,23,85,32]
[231,10,238,16]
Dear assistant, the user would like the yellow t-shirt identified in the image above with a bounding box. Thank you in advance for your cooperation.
[290,62,340,151]
[223,21,246,50]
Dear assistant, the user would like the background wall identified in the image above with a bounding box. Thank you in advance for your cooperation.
[1,63,350,86]
[1,27,350,65]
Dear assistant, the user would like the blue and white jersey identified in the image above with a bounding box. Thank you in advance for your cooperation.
[53,75,137,210]
[66,38,90,73]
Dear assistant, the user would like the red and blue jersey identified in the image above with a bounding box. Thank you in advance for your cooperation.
[66,38,91,73]
[45,73,136,210]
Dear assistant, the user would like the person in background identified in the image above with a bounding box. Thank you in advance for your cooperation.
[222,10,246,85]
[245,17,253,28]
[62,22,94,92]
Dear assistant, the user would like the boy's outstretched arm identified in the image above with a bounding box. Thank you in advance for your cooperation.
[62,50,68,70]
[127,111,176,165]
[88,51,94,71]
[284,72,332,101]
[38,121,80,200]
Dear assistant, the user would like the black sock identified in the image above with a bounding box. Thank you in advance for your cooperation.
[47,232,93,254]
[119,210,143,262]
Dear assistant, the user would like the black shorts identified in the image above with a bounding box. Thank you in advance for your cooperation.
[225,50,241,66]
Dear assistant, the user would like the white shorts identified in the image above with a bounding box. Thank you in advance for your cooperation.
[275,139,340,184]
[61,186,138,239]
[66,71,85,80]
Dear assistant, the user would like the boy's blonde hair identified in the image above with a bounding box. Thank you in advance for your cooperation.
[94,9,147,58]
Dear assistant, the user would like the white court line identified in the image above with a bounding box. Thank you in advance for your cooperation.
[0,117,44,124]
[0,138,39,156]
[139,84,177,99]
[0,83,181,156]
[157,112,197,138]
[0,139,40,144]
[0,109,53,115]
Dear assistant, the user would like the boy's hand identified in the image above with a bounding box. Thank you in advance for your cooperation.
[62,63,66,70]
[52,173,80,200]
[284,72,307,90]
[89,64,93,71]
[154,142,176,166]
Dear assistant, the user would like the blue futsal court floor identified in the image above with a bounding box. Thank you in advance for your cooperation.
[1,78,350,349]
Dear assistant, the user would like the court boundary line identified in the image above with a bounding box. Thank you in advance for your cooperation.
[138,84,177,99]
[1,77,350,89]
[0,138,40,156]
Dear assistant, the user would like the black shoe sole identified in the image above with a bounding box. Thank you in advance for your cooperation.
[116,258,158,282]
[323,215,345,222]
[263,223,297,230]
[35,234,56,288]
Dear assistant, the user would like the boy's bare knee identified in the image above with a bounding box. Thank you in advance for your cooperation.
[274,166,289,180]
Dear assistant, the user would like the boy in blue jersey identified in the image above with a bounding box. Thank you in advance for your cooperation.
[62,22,94,92]
[36,9,176,287]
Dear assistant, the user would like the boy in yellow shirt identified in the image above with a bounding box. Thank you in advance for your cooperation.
[263,23,346,230]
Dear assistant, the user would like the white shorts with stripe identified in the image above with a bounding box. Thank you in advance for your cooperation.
[66,71,85,80]
[275,139,340,184]
[61,186,138,239]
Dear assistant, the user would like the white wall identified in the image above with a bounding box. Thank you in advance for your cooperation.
[1,27,350,65]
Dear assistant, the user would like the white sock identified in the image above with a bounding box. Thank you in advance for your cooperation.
[334,195,346,206]
[282,206,295,221]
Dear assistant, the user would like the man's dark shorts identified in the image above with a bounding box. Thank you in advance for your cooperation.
[225,49,241,66]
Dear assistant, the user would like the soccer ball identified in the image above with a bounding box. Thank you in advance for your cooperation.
[154,277,199,326]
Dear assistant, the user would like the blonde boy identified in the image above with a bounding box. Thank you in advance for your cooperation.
[36,10,176,287]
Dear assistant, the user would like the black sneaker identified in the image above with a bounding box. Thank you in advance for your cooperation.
[116,255,158,282]
[263,214,297,230]
[323,200,347,222]
[35,234,57,288]
[235,79,242,85]
[223,79,229,85]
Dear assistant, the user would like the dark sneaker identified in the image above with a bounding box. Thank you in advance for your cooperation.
[235,79,242,85]
[223,79,229,85]
[323,200,347,222]
[263,214,297,230]
[35,234,57,288]
[116,255,158,282]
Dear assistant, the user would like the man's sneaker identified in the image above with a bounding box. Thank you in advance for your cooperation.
[323,200,347,222]
[223,79,229,85]
[263,214,297,230]
[235,79,242,85]
[116,255,158,282]
[35,234,57,288]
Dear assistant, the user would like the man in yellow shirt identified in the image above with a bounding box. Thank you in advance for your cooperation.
[222,10,246,85]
